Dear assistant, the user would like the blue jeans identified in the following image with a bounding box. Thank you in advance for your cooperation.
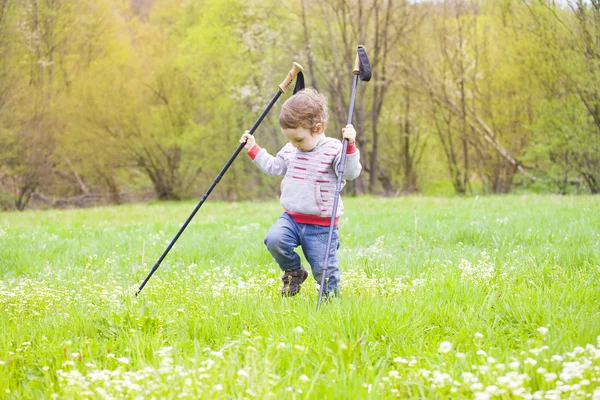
[264,212,340,293]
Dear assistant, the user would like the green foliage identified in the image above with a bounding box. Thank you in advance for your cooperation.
[1,0,600,209]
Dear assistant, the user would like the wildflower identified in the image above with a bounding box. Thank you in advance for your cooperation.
[537,327,549,335]
[545,373,558,382]
[117,357,130,365]
[524,358,537,366]
[300,374,310,382]
[438,341,452,354]
[475,332,484,339]
[213,384,224,391]
[294,326,304,334]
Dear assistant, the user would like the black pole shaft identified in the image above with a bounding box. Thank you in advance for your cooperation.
[137,90,283,296]
[316,74,360,309]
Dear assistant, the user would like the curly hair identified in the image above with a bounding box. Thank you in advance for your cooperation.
[279,88,329,132]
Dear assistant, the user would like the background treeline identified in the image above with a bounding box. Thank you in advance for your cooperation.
[0,0,599,210]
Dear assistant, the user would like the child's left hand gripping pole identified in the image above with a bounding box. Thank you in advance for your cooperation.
[136,62,304,297]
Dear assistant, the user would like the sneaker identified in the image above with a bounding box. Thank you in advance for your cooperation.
[281,267,309,297]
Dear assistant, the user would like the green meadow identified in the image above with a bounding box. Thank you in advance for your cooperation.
[1,196,599,399]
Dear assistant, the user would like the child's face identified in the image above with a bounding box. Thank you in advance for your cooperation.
[281,124,324,152]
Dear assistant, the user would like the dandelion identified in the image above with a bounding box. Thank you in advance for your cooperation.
[438,341,452,353]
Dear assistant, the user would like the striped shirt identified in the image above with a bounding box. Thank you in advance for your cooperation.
[248,137,362,226]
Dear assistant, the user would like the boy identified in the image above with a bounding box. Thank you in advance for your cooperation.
[240,89,362,297]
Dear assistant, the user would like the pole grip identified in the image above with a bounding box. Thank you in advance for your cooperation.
[278,62,304,93]
[353,45,366,75]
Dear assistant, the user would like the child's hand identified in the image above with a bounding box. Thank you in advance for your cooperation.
[240,131,256,151]
[342,124,356,143]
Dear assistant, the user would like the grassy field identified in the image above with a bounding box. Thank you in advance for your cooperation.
[1,195,599,399]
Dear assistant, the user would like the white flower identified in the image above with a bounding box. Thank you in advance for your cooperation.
[524,358,537,366]
[438,341,453,353]
[213,384,224,391]
[537,327,549,335]
[299,374,310,382]
[117,357,130,365]
[237,369,249,378]
[545,373,557,382]
[293,326,304,334]
[475,332,484,339]
[106,354,115,358]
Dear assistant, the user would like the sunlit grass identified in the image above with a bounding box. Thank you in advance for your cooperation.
[1,195,599,398]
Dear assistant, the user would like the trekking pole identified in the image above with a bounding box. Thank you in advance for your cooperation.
[137,62,304,296]
[316,46,371,309]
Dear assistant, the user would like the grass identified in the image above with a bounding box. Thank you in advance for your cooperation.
[0,195,599,399]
